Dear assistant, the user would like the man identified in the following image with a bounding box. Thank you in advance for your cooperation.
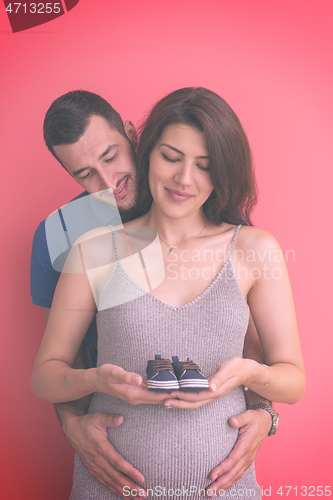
[31,90,275,498]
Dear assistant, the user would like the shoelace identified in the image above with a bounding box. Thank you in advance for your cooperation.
[179,360,201,371]
[152,359,173,374]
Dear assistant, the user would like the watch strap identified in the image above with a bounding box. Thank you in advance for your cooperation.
[248,403,279,437]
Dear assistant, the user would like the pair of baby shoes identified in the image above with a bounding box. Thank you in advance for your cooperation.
[147,355,209,392]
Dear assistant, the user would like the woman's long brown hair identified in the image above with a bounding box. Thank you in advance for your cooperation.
[136,87,258,226]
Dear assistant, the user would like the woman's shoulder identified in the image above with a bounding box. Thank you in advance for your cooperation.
[62,225,116,274]
[209,222,280,246]
[235,225,283,267]
[73,225,114,245]
[211,222,278,243]
[237,225,281,249]
[123,215,147,228]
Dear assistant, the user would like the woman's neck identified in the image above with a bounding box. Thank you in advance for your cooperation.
[146,204,207,248]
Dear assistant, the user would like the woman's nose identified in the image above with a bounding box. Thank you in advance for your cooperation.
[174,162,193,186]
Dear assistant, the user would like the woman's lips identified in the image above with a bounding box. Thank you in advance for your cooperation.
[166,188,193,202]
[113,177,129,199]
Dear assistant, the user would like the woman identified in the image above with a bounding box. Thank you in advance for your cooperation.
[32,87,305,499]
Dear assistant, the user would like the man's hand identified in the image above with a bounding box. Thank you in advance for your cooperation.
[62,411,147,499]
[205,408,271,496]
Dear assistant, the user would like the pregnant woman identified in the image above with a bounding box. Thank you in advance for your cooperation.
[32,87,305,499]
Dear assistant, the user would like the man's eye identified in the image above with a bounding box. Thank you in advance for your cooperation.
[81,171,93,179]
[105,152,119,163]
[162,152,179,163]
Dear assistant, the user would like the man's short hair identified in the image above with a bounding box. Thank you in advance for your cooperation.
[43,90,127,164]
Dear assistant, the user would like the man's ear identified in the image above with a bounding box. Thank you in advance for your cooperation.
[124,120,138,150]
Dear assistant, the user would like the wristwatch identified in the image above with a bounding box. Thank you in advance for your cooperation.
[249,403,279,437]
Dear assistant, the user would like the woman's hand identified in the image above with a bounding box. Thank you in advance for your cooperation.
[163,357,255,409]
[94,364,177,405]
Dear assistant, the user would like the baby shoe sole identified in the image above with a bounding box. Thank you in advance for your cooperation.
[179,379,209,392]
[147,380,180,392]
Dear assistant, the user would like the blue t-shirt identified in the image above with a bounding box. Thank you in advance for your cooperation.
[30,190,128,367]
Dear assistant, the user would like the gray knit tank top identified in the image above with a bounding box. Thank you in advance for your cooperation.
[70,225,261,500]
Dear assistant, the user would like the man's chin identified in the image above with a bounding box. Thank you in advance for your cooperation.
[118,194,138,216]
[95,188,137,215]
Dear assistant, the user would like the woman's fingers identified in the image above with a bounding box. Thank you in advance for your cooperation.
[168,389,212,401]
[164,389,217,408]
[98,361,244,408]
[164,399,206,410]
[101,380,178,406]
[163,368,243,409]
[209,362,231,391]
[127,385,178,405]
[210,375,239,396]
[102,364,143,386]
[209,358,244,392]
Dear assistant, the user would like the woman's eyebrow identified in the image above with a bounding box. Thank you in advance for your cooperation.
[160,143,184,155]
[160,143,209,159]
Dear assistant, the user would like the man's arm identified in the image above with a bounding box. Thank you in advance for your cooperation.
[206,315,273,495]
[43,308,146,498]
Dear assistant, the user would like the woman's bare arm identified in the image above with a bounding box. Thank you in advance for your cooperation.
[31,233,176,405]
[164,227,306,408]
[31,253,102,402]
[245,229,306,403]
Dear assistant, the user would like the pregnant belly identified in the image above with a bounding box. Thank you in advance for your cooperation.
[88,389,245,493]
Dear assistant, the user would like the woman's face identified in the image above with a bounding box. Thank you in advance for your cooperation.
[148,123,214,219]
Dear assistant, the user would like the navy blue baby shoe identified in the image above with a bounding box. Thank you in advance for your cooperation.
[172,356,209,392]
[147,355,180,391]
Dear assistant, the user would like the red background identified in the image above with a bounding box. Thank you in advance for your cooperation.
[1,1,332,498]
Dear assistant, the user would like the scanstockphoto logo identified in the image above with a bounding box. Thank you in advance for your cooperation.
[2,1,80,33]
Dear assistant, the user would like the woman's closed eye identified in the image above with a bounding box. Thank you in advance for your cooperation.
[196,164,210,171]
[161,152,209,171]
[161,152,179,163]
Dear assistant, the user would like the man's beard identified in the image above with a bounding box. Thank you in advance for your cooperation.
[118,185,139,220]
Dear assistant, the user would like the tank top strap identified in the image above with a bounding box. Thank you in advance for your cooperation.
[109,225,120,260]
[228,224,242,260]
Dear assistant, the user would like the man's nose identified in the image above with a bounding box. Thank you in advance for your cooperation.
[98,170,117,192]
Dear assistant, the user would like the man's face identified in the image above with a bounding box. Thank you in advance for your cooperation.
[53,115,137,213]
